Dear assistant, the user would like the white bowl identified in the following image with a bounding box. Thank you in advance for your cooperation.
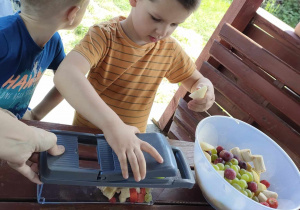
[194,116,300,210]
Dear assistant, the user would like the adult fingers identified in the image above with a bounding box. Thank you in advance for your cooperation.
[7,161,42,185]
[127,150,141,182]
[28,153,39,163]
[141,142,163,163]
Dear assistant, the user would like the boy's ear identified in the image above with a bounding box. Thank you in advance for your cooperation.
[67,6,81,26]
[129,0,138,7]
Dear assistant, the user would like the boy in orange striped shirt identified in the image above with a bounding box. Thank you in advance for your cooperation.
[54,0,215,182]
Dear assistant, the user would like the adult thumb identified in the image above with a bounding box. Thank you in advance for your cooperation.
[30,127,65,156]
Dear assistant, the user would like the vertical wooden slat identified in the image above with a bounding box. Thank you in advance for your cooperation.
[158,0,264,132]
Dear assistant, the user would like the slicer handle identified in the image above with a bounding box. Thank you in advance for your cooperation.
[172,146,195,189]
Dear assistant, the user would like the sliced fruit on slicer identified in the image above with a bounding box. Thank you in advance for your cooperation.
[189,86,207,99]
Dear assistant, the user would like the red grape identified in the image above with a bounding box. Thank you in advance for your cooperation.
[216,146,224,155]
[224,168,236,180]
[247,181,258,192]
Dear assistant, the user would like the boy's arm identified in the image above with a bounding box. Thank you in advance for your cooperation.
[0,108,65,184]
[181,70,215,112]
[23,86,64,120]
[54,51,163,182]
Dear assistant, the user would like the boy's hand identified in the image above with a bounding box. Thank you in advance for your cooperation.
[188,77,215,112]
[103,123,164,182]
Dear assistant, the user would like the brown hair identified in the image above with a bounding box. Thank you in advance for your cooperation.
[149,0,201,11]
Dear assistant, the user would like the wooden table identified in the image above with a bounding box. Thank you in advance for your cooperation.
[0,120,213,209]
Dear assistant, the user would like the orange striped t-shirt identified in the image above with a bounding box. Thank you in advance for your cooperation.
[72,16,196,132]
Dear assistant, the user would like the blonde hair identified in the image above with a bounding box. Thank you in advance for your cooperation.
[21,0,86,17]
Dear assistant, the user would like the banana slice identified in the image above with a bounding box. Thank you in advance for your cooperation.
[240,149,253,162]
[189,86,207,99]
[102,187,118,200]
[257,192,268,202]
[199,142,215,151]
[252,155,266,173]
[251,169,260,183]
[119,188,130,203]
[262,190,278,199]
[204,151,212,162]
[230,147,243,160]
[255,183,267,196]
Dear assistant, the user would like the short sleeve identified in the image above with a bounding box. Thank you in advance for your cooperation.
[72,25,108,69]
[48,32,66,70]
[165,40,196,83]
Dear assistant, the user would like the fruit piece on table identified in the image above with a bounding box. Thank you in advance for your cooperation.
[189,86,207,99]
[252,155,266,173]
[119,188,130,203]
[262,190,278,199]
[257,192,268,202]
[230,147,243,161]
[200,142,215,151]
[102,187,118,200]
[240,149,253,162]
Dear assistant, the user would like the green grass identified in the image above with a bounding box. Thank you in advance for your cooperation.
[59,0,231,103]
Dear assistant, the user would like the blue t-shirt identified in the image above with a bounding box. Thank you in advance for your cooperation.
[0,13,65,119]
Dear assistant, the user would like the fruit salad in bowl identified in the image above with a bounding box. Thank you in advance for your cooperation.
[194,116,300,210]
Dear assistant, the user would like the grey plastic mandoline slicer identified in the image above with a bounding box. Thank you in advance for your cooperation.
[39,130,195,189]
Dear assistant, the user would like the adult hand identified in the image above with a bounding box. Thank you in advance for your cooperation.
[0,109,65,184]
[103,123,163,182]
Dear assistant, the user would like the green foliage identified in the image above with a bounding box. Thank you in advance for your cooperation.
[262,0,300,27]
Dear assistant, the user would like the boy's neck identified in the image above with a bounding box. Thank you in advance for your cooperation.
[19,13,60,48]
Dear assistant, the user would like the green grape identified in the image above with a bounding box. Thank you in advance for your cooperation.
[230,158,238,165]
[144,193,152,203]
[213,165,219,170]
[232,183,242,191]
[211,154,218,162]
[145,188,152,194]
[252,196,259,202]
[231,178,239,184]
[230,165,239,173]
[236,172,241,179]
[240,189,248,196]
[245,189,252,198]
[238,179,247,189]
[241,174,249,182]
[211,148,217,155]
[225,161,232,166]
[217,163,225,170]
[225,178,232,183]
[240,169,247,175]
[246,171,253,182]
[224,165,231,170]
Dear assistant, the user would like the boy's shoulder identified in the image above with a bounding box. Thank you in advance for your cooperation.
[0,13,19,30]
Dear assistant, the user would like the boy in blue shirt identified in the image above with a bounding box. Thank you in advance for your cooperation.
[0,0,89,184]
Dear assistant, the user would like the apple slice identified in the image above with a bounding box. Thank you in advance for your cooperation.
[189,86,207,99]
